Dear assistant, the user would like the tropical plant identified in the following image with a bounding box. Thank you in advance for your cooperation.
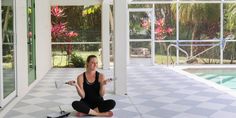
[153,4,175,64]
[155,18,174,40]
[61,6,102,51]
[82,5,100,16]
[51,6,79,65]
[71,53,85,67]
[51,6,67,42]
[155,4,175,41]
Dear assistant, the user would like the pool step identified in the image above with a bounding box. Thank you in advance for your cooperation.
[191,72,236,91]
[197,73,236,84]
[215,76,235,84]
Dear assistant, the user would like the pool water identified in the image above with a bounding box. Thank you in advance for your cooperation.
[184,68,236,91]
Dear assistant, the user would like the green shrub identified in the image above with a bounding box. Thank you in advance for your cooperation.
[71,53,85,67]
[3,55,13,63]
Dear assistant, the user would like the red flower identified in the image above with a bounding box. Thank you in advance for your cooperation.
[155,18,174,40]
[166,27,173,34]
[67,31,78,38]
[155,27,162,34]
[51,5,79,56]
[51,6,65,18]
[156,18,164,26]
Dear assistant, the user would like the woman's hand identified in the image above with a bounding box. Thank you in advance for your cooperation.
[101,78,113,86]
[66,80,76,86]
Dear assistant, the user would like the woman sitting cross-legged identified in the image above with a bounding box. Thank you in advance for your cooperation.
[67,55,116,117]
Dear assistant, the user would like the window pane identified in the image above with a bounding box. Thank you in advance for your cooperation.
[2,0,15,98]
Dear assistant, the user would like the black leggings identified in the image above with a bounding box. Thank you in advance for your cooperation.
[72,99,116,114]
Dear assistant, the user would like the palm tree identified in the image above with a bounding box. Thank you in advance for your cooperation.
[225,4,236,33]
[172,3,220,57]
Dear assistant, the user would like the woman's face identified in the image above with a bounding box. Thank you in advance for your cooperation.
[87,57,98,71]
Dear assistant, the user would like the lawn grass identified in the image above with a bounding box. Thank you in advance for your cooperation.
[52,51,236,67]
[52,51,101,67]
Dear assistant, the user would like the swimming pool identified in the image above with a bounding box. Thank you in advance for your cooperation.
[183,68,236,91]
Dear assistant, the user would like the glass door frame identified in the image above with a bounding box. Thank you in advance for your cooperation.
[27,0,36,85]
[128,8,155,64]
[0,0,17,107]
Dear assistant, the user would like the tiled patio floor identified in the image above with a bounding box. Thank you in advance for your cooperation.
[2,65,236,118]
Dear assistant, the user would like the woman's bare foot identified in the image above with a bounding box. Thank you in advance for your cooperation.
[76,112,87,117]
[97,111,113,117]
[88,109,113,117]
[106,111,113,117]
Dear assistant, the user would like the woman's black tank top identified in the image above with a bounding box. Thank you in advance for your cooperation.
[81,71,103,107]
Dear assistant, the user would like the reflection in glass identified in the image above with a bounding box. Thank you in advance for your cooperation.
[2,0,15,98]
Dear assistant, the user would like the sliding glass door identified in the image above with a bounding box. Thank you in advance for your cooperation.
[1,0,16,107]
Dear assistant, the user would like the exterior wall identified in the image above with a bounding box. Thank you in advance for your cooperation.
[35,0,51,81]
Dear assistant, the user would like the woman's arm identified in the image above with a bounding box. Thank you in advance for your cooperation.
[76,75,85,98]
[99,73,106,97]
[67,74,85,98]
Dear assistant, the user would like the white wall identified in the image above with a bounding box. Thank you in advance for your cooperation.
[15,0,28,96]
[35,0,51,81]
[101,1,110,69]
[114,0,128,95]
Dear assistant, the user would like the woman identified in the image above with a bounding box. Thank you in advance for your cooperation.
[67,55,116,117]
